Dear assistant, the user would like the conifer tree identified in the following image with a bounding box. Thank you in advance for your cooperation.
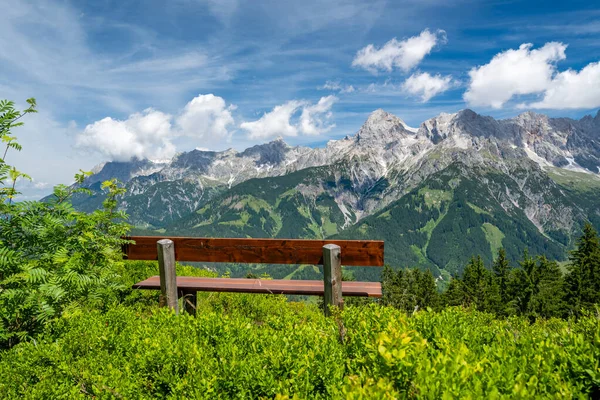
[492,248,511,305]
[484,273,503,314]
[462,255,488,311]
[565,223,600,312]
[442,276,465,307]
[382,267,440,313]
[507,250,535,316]
[417,269,439,310]
[529,256,565,318]
[381,265,402,308]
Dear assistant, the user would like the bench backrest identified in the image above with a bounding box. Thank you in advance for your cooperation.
[122,236,384,267]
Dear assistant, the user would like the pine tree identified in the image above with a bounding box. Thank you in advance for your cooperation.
[417,269,439,310]
[382,267,440,313]
[507,250,535,316]
[462,255,489,311]
[565,223,600,313]
[492,248,511,305]
[529,256,565,318]
[442,276,465,307]
[381,265,401,307]
[483,273,503,315]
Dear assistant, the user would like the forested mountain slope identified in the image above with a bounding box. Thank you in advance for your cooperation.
[69,108,600,273]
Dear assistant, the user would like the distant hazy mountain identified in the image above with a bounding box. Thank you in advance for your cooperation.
[69,108,600,276]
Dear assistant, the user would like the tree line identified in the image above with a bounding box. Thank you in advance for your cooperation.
[382,223,600,319]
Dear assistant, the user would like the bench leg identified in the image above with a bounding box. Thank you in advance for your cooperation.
[323,244,343,317]
[158,239,179,314]
[180,290,197,316]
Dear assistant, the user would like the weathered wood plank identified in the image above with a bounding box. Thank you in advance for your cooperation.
[133,276,382,298]
[323,244,343,316]
[122,236,384,266]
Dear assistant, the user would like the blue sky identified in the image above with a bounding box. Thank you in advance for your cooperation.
[1,0,599,198]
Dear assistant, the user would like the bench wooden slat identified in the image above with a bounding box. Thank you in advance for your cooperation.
[123,236,384,266]
[133,276,383,298]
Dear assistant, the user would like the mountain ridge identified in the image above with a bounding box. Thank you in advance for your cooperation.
[66,108,600,274]
[88,107,600,192]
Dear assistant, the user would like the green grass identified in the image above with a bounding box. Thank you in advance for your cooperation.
[218,211,250,227]
[410,245,428,265]
[418,188,452,209]
[234,195,272,213]
[377,210,391,220]
[321,216,338,237]
[547,167,600,192]
[467,202,490,215]
[482,223,505,258]
[421,206,450,255]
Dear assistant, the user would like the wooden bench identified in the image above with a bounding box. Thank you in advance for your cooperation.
[123,236,384,316]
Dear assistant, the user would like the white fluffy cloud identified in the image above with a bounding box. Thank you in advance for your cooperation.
[76,108,175,162]
[76,94,235,161]
[525,62,600,109]
[352,29,446,74]
[463,42,567,108]
[300,95,338,135]
[240,101,303,139]
[402,72,453,102]
[240,96,338,139]
[176,94,235,139]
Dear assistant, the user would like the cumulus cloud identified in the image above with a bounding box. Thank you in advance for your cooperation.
[352,29,446,74]
[76,94,235,161]
[320,80,355,93]
[240,96,338,139]
[240,101,303,139]
[176,94,235,139]
[300,95,338,135]
[76,108,175,162]
[402,72,453,102]
[463,42,567,108]
[524,62,600,109]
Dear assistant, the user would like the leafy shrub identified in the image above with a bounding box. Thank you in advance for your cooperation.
[0,302,598,399]
[0,99,131,348]
[0,177,132,348]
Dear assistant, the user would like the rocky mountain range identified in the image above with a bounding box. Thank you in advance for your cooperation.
[70,108,600,278]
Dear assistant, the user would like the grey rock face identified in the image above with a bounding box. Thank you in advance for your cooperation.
[85,108,600,231]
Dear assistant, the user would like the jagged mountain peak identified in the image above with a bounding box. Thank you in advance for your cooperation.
[366,108,393,121]
[512,110,552,126]
[356,109,416,143]
[453,109,499,131]
[578,110,600,128]
[83,107,600,194]
[87,157,166,185]
[455,108,479,119]
[238,136,294,166]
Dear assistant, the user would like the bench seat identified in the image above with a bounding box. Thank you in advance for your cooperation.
[133,276,382,298]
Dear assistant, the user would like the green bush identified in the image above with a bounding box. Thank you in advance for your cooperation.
[0,300,597,399]
[0,99,132,348]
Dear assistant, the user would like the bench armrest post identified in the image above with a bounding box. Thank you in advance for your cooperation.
[323,244,343,316]
[158,239,179,314]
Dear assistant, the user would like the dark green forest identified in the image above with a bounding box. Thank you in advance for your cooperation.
[381,228,600,320]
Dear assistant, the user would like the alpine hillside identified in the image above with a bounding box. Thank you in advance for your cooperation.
[68,108,600,277]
